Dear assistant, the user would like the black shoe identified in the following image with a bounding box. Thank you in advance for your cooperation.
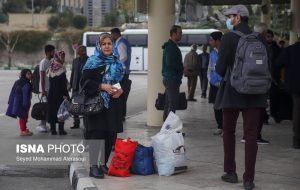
[293,137,300,149]
[89,165,104,179]
[99,164,109,174]
[201,94,206,98]
[273,117,281,123]
[221,172,238,183]
[70,125,80,129]
[59,131,67,135]
[51,131,57,135]
[257,138,270,145]
[187,98,197,102]
[243,181,255,190]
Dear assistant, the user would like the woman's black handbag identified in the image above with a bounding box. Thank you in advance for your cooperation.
[69,80,104,116]
[155,92,187,110]
[31,97,48,120]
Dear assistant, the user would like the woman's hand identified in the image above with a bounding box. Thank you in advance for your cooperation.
[100,84,117,95]
[112,88,123,98]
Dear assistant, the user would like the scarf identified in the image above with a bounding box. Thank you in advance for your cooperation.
[83,38,125,108]
[48,51,66,78]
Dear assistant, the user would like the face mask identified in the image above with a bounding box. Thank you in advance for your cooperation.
[226,18,234,31]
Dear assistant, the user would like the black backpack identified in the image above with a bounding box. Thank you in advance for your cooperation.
[32,65,40,94]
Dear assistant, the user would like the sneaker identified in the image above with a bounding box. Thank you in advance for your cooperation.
[241,139,245,143]
[257,138,270,145]
[187,98,197,102]
[213,129,223,135]
[221,172,238,183]
[70,125,80,129]
[20,130,33,136]
[243,181,255,190]
[36,125,48,133]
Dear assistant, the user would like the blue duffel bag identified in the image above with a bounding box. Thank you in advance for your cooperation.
[131,144,155,175]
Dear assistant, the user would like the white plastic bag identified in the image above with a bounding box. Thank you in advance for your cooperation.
[151,130,186,176]
[161,111,183,133]
[57,99,70,122]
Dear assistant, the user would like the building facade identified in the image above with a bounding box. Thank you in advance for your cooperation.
[84,0,117,27]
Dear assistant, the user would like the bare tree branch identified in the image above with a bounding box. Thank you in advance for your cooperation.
[11,34,20,52]
[0,34,9,49]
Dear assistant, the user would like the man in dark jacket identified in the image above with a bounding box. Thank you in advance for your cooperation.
[162,25,183,121]
[198,45,209,98]
[215,5,268,190]
[69,45,88,129]
[277,35,300,149]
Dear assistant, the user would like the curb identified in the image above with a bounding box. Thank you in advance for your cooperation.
[69,162,98,190]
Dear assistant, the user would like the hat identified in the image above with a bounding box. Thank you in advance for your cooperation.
[210,32,223,41]
[224,4,249,17]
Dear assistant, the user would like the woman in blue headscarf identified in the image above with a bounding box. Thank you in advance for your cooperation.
[81,33,125,178]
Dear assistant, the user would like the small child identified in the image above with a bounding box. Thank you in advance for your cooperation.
[6,69,33,136]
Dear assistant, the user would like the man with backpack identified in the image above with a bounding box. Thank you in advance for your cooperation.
[214,5,270,190]
[35,44,55,133]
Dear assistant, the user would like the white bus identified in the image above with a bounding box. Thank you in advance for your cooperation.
[83,29,218,71]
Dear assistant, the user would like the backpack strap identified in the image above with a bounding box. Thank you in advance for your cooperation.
[232,30,245,37]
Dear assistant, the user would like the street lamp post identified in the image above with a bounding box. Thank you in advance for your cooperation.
[31,0,34,26]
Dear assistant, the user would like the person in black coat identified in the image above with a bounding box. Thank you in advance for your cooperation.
[69,45,88,129]
[276,36,300,149]
[215,5,268,190]
[6,69,33,136]
[47,51,69,135]
[81,33,124,179]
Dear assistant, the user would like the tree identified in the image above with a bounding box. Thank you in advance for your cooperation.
[0,32,20,68]
[103,11,118,27]
[48,15,60,30]
[25,0,58,13]
[2,0,27,14]
[72,15,87,29]
[15,31,52,53]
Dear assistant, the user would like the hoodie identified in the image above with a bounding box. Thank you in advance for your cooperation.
[162,39,183,83]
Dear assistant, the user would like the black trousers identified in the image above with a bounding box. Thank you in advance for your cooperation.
[293,94,300,142]
[214,109,223,129]
[163,79,180,121]
[199,69,208,95]
[121,74,131,118]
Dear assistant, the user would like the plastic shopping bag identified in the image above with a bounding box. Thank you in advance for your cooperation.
[57,99,70,122]
[151,131,187,176]
[161,111,183,133]
[108,138,138,177]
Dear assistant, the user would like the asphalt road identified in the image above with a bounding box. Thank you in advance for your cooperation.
[0,70,149,190]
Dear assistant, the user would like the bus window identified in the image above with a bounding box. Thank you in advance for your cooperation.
[86,34,98,47]
[127,34,147,47]
[188,34,209,45]
[178,34,188,46]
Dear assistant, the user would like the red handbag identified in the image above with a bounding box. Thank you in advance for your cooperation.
[108,138,138,177]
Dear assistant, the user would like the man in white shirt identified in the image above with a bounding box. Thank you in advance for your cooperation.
[36,44,55,132]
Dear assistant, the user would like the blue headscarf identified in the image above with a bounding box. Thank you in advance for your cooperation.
[83,35,125,108]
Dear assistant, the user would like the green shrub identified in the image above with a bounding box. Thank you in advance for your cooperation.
[14,31,52,53]
[58,17,70,28]
[48,15,59,30]
[72,15,87,29]
[0,13,8,23]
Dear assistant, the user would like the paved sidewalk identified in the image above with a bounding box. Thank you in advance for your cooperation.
[74,96,300,190]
